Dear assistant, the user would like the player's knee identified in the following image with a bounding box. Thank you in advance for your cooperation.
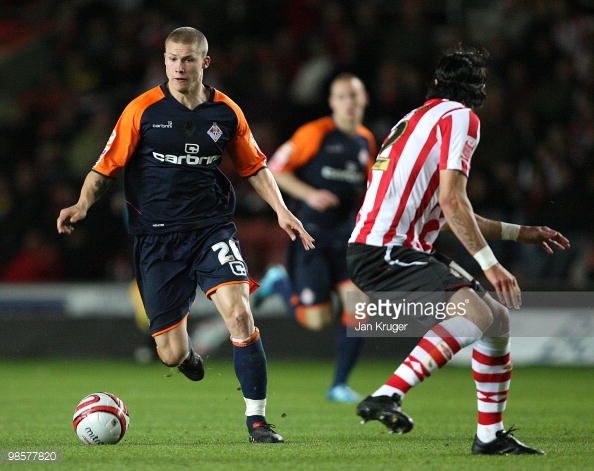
[487,302,510,336]
[464,298,494,332]
[221,307,254,338]
[152,326,190,366]
[296,304,333,331]
[156,342,189,366]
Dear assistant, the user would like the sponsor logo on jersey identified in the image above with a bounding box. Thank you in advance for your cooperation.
[185,143,199,153]
[321,161,364,184]
[152,121,173,128]
[324,143,345,154]
[153,142,221,165]
[153,153,221,165]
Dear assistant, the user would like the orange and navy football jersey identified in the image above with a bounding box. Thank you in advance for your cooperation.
[269,116,376,228]
[93,84,266,235]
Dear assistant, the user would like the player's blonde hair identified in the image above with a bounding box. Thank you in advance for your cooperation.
[165,27,208,55]
[330,72,366,92]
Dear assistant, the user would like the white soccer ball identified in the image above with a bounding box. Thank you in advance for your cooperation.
[72,392,130,445]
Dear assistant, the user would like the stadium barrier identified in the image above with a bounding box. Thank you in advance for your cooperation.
[0,283,592,365]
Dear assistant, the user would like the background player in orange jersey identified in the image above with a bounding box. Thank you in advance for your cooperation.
[57,26,314,443]
[254,73,376,403]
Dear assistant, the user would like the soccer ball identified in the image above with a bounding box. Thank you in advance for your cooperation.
[72,392,130,445]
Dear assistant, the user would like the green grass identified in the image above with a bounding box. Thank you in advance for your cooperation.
[1,358,592,470]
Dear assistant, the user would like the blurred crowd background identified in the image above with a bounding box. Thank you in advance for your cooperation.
[0,0,592,290]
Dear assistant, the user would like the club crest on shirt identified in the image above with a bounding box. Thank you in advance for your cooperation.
[461,136,477,172]
[207,122,223,142]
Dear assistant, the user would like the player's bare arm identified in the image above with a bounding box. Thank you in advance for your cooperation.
[516,225,570,253]
[439,169,520,309]
[444,216,571,254]
[57,171,113,234]
[274,171,339,212]
[248,168,315,250]
[439,170,490,253]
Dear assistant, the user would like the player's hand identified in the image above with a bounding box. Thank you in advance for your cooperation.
[57,205,87,234]
[277,209,315,250]
[304,189,339,212]
[484,264,521,310]
[517,226,570,254]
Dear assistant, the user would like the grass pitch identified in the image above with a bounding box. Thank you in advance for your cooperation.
[1,358,592,470]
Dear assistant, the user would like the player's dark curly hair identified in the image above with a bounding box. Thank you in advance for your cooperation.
[426,46,489,109]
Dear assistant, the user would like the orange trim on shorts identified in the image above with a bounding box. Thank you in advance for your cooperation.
[230,327,261,347]
[205,280,249,298]
[248,276,260,294]
[151,312,190,338]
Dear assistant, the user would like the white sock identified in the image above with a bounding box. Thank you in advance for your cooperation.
[372,385,404,398]
[477,423,504,443]
[473,335,511,443]
[244,398,266,417]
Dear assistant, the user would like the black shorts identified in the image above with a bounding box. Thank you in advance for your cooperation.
[133,222,250,336]
[346,242,485,297]
[288,224,351,306]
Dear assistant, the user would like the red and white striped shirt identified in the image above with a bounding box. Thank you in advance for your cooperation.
[349,99,480,252]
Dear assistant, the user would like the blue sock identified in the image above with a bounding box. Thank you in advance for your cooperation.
[332,325,363,386]
[233,336,268,427]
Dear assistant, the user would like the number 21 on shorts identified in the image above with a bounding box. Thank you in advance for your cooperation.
[211,240,247,276]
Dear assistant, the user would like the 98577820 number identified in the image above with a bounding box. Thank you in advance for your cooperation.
[1,450,62,462]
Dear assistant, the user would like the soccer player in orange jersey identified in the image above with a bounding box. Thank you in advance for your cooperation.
[57,26,314,443]
[256,73,376,402]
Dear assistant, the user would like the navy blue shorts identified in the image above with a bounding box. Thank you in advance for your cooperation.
[288,224,351,306]
[133,222,250,336]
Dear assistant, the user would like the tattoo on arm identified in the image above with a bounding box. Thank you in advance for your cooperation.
[449,214,482,253]
[92,178,112,201]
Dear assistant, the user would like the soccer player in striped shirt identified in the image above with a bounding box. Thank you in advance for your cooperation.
[57,27,314,443]
[346,46,570,454]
